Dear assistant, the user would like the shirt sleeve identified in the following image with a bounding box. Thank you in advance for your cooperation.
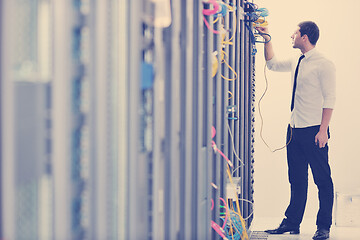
[319,60,336,109]
[266,56,292,72]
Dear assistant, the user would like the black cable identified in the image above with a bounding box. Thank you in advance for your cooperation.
[254,32,271,43]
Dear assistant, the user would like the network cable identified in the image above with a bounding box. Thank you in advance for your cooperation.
[212,126,234,168]
[212,195,252,240]
[226,164,249,240]
[203,0,239,81]
[254,32,271,43]
[210,128,252,238]
[258,63,293,152]
[227,122,244,167]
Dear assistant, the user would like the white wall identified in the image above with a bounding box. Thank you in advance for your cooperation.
[253,0,360,220]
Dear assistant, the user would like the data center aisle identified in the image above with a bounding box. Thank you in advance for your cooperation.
[250,217,360,240]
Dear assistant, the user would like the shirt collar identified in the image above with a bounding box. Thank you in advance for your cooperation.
[303,47,317,59]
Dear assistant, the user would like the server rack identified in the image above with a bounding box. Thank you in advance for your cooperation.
[125,0,256,239]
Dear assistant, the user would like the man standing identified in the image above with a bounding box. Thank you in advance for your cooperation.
[256,21,336,240]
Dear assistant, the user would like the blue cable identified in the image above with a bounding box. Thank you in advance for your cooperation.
[221,211,245,240]
[217,3,227,17]
[257,8,269,17]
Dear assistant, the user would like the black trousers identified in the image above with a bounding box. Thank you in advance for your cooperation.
[284,125,334,230]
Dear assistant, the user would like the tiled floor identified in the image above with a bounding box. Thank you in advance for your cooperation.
[251,217,360,240]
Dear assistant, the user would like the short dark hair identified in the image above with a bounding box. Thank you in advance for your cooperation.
[298,21,319,45]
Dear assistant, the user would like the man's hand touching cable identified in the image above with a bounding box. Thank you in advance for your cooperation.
[256,25,274,61]
[256,26,271,42]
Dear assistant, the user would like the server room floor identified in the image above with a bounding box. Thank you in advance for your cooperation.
[250,217,360,240]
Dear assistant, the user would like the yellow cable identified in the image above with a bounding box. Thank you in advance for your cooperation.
[218,7,238,82]
[226,197,236,240]
[222,8,237,44]
[221,51,237,81]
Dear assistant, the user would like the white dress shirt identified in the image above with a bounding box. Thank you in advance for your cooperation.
[266,48,336,128]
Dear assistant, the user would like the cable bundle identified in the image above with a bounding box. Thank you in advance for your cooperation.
[242,2,271,55]
[222,211,245,240]
[212,195,253,240]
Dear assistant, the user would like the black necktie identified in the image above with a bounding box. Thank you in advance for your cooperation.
[291,55,305,111]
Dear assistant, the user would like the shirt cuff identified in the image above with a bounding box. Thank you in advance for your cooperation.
[323,98,336,109]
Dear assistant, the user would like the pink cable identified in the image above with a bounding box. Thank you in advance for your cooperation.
[203,16,220,34]
[217,148,233,168]
[203,0,220,16]
[211,221,228,240]
[210,197,229,239]
[212,141,233,168]
[211,126,233,168]
[212,126,216,139]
